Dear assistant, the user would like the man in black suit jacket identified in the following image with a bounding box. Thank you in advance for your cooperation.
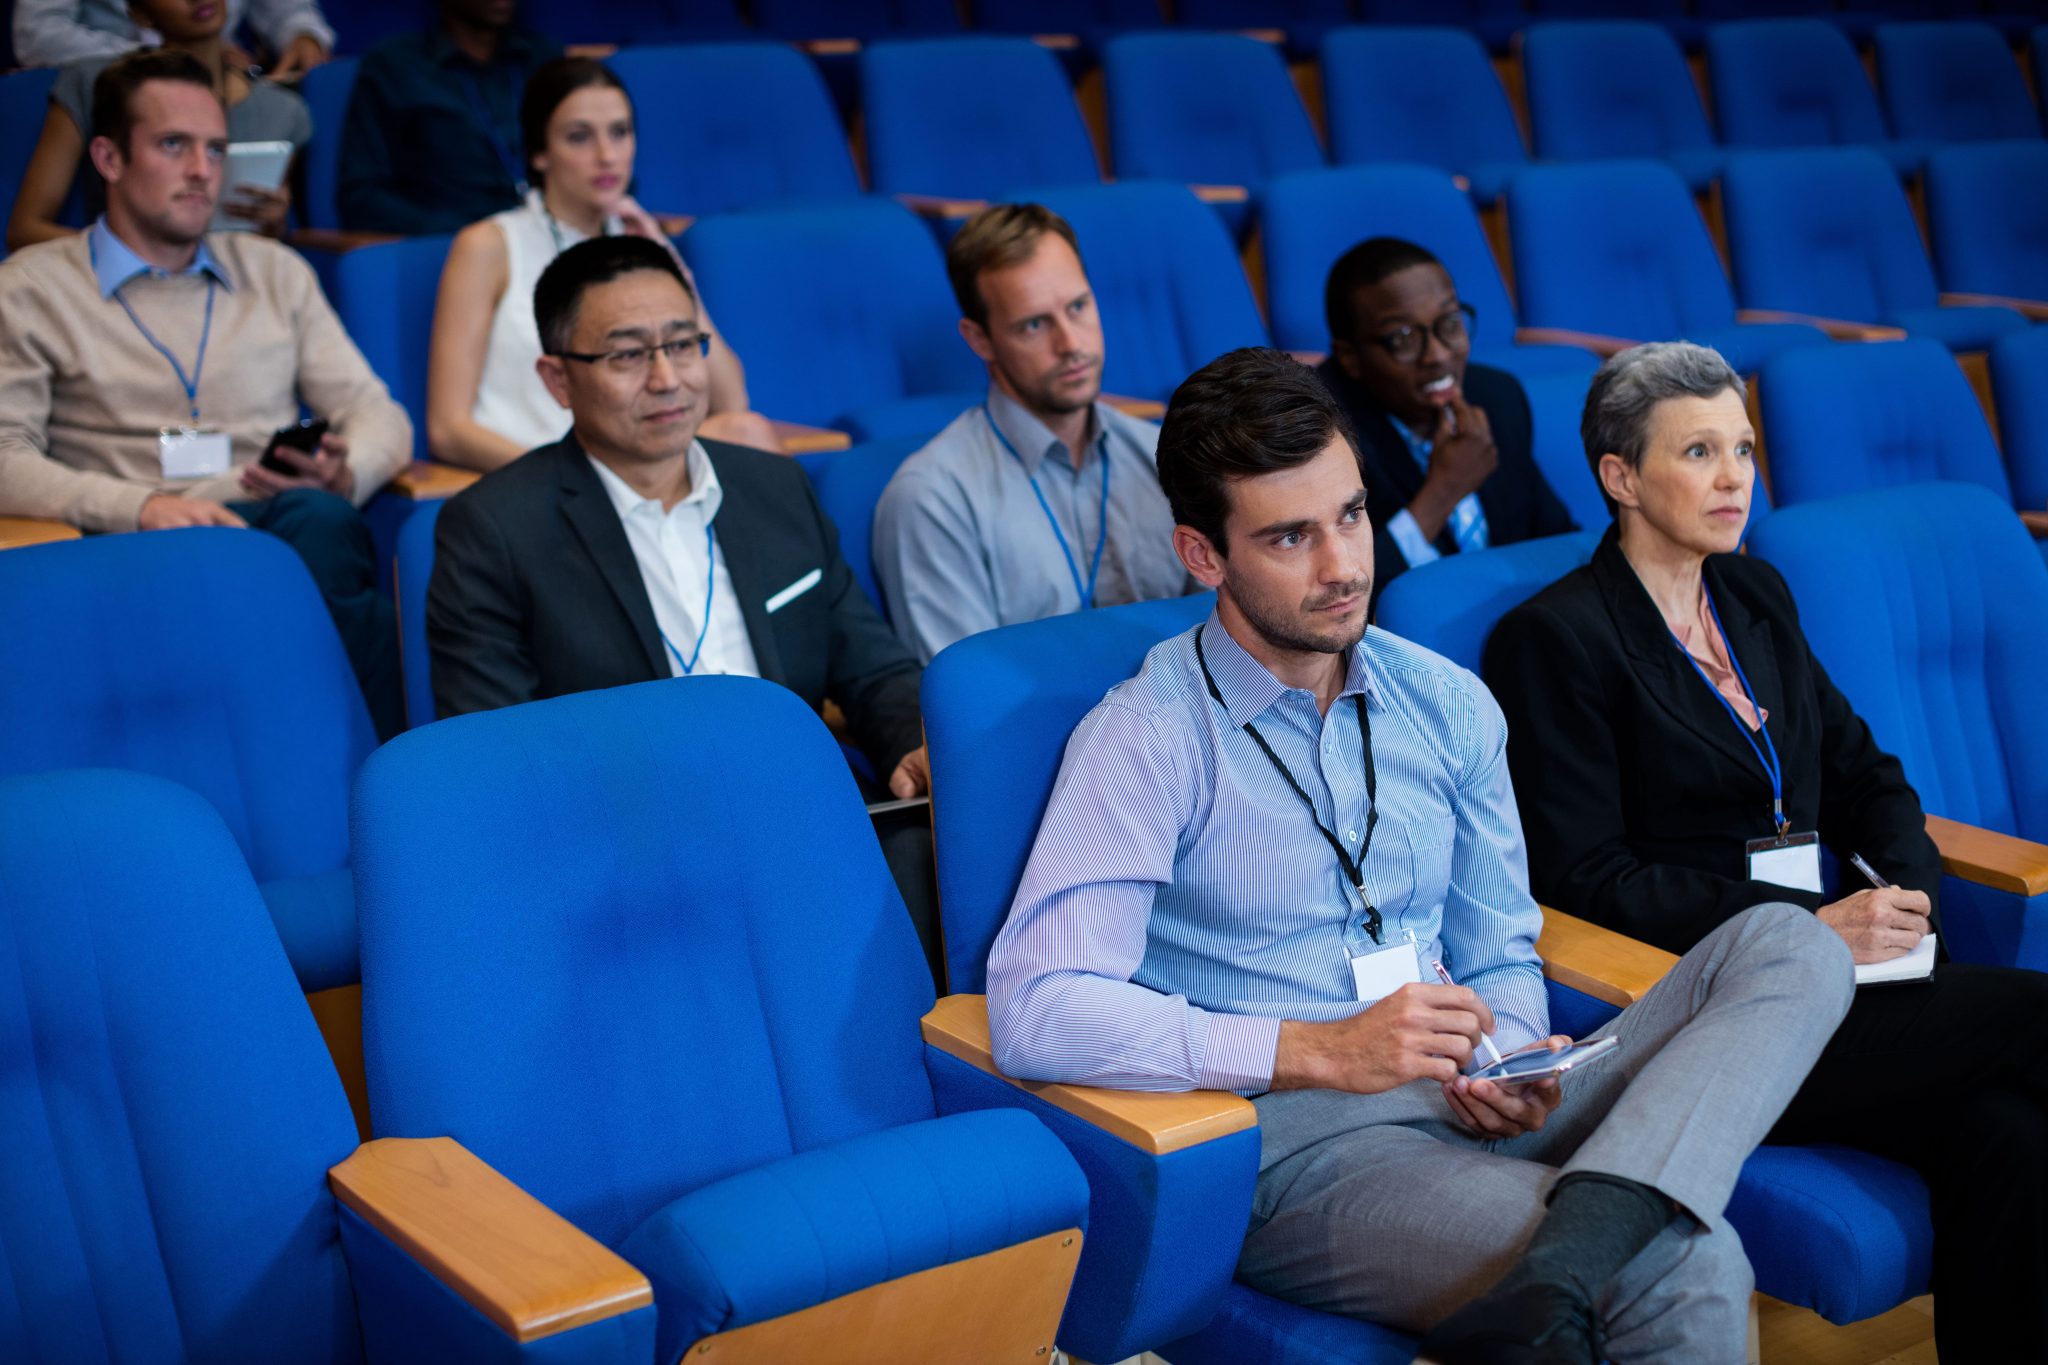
[1315,237,1574,605]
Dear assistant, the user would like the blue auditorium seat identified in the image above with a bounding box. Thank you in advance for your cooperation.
[1751,482,2048,969]
[1320,26,1528,205]
[1102,32,1324,239]
[609,43,861,217]
[1721,146,2031,350]
[1019,180,1271,403]
[517,0,747,46]
[0,531,376,992]
[1876,20,2042,144]
[1925,140,2048,301]
[395,500,442,730]
[0,768,657,1363]
[752,0,962,40]
[799,436,925,617]
[1529,0,1704,49]
[679,199,984,440]
[1707,19,1929,177]
[1506,159,1831,372]
[1358,0,1527,52]
[1172,0,1355,61]
[1991,326,2048,513]
[1375,530,1605,672]
[330,234,453,464]
[1521,21,1724,190]
[976,0,1167,56]
[297,57,357,231]
[353,677,1090,1364]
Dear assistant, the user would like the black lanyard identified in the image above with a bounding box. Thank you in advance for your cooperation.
[1195,627,1383,944]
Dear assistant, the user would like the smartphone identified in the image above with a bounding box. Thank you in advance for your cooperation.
[1468,1035,1621,1087]
[261,418,329,474]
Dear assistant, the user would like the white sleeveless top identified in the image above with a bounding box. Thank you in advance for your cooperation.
[472,190,622,452]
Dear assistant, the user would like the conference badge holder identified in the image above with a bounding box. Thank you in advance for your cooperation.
[1745,829,1823,895]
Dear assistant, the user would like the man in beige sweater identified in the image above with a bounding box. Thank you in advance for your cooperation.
[0,49,412,734]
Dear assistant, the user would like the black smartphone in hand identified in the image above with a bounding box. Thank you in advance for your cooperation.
[260,417,329,474]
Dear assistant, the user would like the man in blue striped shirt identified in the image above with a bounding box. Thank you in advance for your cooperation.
[986,348,1853,1364]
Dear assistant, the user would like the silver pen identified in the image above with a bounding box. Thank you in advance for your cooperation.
[1433,958,1504,1067]
[1849,853,1891,889]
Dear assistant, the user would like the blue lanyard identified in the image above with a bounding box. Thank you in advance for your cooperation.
[1670,588,1787,834]
[985,404,1110,610]
[460,70,529,196]
[93,236,216,424]
[656,521,720,676]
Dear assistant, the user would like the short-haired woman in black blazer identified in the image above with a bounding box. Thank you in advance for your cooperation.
[1485,341,2048,1363]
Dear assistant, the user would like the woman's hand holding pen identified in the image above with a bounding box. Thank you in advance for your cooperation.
[1817,887,1931,963]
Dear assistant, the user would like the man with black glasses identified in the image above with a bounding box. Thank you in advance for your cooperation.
[1317,237,1575,603]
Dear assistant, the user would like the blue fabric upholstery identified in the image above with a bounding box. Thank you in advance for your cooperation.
[1520,21,1724,189]
[1757,338,2013,508]
[0,770,362,1362]
[621,1108,1085,1362]
[680,200,984,430]
[840,390,982,445]
[609,44,859,218]
[1991,325,2048,510]
[297,57,357,230]
[1876,20,2042,143]
[396,499,442,729]
[1160,1281,1419,1365]
[517,0,745,46]
[1374,531,1605,673]
[1925,139,2048,299]
[800,436,924,616]
[1320,27,1527,205]
[1722,146,2032,350]
[1517,367,1628,532]
[1172,0,1353,60]
[1707,19,1927,177]
[1506,159,1830,369]
[753,0,961,40]
[1019,181,1271,402]
[1727,1146,1934,1324]
[0,532,373,990]
[861,38,1099,199]
[331,233,455,464]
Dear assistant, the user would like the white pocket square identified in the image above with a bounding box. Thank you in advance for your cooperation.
[765,568,823,614]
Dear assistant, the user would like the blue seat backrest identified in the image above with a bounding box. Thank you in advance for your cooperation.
[754,0,962,38]
[395,500,443,729]
[923,594,1214,993]
[0,531,373,885]
[977,0,1166,30]
[1991,326,2048,509]
[1176,0,1353,22]
[298,57,358,231]
[1261,163,1524,354]
[1749,482,2048,841]
[1373,531,1604,674]
[323,1,424,54]
[1024,180,1271,401]
[1708,19,1890,149]
[1876,20,2042,142]
[1507,159,1738,338]
[1925,140,2048,299]
[610,43,860,218]
[354,677,940,1247]
[1521,21,1715,161]
[680,200,982,429]
[861,38,1099,199]
[1102,33,1323,189]
[1720,146,1940,319]
[1321,27,1527,181]
[0,770,361,1363]
[330,233,453,463]
[801,437,925,617]
[1759,337,2011,507]
[517,0,745,45]
[0,69,60,261]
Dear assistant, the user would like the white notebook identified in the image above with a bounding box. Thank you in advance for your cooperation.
[1854,932,1937,987]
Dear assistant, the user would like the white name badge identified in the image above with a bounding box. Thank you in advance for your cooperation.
[1746,831,1823,894]
[1349,936,1423,1002]
[158,427,231,480]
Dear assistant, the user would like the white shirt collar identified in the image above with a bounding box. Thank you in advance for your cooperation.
[586,441,722,524]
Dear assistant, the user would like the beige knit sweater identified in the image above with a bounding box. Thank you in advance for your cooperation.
[0,230,412,532]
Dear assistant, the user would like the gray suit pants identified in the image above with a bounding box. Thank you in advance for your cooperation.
[1238,903,1854,1362]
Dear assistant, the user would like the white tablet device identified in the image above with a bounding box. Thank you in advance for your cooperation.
[1468,1035,1621,1087]
[209,141,294,232]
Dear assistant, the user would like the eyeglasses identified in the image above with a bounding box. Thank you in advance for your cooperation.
[1371,303,1476,364]
[554,332,712,375]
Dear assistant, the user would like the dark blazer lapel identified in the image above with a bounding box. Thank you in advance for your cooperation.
[556,443,667,678]
[701,449,788,687]
[1705,557,1787,745]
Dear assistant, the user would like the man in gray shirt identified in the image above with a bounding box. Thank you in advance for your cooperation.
[872,203,1193,663]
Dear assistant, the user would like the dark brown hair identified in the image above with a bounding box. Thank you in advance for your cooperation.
[520,57,631,188]
[945,203,1084,328]
[90,48,217,156]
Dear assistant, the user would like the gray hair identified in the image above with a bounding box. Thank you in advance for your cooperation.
[1581,342,1748,517]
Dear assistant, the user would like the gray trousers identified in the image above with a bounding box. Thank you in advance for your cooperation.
[1237,903,1854,1362]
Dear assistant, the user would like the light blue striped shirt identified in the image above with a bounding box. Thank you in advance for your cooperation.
[986,613,1547,1094]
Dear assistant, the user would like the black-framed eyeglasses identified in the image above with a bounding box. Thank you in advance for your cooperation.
[1371,303,1476,364]
[553,332,712,375]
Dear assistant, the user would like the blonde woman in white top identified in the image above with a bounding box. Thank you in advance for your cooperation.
[427,56,773,470]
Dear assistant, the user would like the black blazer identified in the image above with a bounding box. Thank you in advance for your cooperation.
[427,434,925,775]
[1482,527,1941,956]
[1317,358,1576,602]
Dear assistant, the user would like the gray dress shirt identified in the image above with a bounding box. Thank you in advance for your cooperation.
[872,386,1194,663]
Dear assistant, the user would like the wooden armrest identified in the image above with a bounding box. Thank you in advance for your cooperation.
[1240,27,1286,44]
[1103,393,1165,421]
[562,43,618,59]
[1286,350,1328,367]
[767,419,850,455]
[1939,291,2048,321]
[0,516,82,549]
[288,228,401,254]
[330,1137,652,1342]
[1536,906,1677,1009]
[388,462,482,501]
[1513,326,1639,358]
[1734,309,1908,342]
[1190,183,1251,205]
[651,213,694,238]
[895,193,991,221]
[922,994,1256,1155]
[1926,813,2048,897]
[1451,174,1471,193]
[800,37,861,55]
[1032,33,1081,49]
[2019,509,2048,537]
